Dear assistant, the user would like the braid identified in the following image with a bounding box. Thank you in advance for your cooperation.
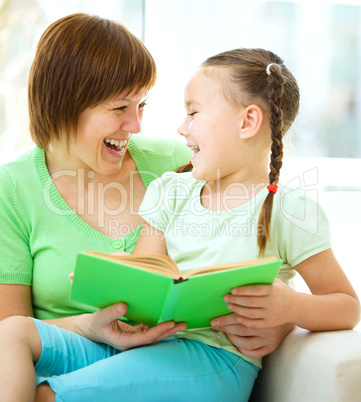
[257,64,285,255]
[177,163,193,173]
[202,48,299,256]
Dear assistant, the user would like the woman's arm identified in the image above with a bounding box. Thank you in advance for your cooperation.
[44,303,186,351]
[56,223,180,348]
[0,284,34,321]
[222,249,360,331]
[0,284,89,333]
[0,285,186,350]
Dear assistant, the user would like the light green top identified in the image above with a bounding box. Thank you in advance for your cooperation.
[0,136,192,319]
[139,171,332,367]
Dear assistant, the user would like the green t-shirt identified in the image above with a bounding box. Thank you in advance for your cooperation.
[139,171,332,367]
[0,136,192,319]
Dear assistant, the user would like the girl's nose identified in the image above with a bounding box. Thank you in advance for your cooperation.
[177,119,189,137]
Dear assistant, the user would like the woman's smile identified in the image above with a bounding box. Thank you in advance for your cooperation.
[103,138,129,158]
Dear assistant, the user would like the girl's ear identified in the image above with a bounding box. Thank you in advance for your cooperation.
[239,104,264,139]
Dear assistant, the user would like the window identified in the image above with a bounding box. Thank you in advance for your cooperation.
[1,0,360,312]
[144,0,361,159]
[0,0,144,163]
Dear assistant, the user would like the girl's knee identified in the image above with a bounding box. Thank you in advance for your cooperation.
[0,316,42,361]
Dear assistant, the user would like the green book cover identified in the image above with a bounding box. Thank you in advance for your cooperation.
[70,252,282,329]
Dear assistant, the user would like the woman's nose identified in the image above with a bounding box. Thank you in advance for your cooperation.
[122,110,142,134]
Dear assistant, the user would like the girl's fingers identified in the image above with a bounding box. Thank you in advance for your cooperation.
[227,304,265,319]
[231,284,272,297]
[224,294,267,308]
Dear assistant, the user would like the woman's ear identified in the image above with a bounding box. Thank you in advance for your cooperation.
[239,104,264,139]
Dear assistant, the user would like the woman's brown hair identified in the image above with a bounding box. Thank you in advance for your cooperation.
[188,48,300,255]
[28,13,157,150]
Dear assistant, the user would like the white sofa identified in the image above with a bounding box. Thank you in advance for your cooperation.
[249,327,361,401]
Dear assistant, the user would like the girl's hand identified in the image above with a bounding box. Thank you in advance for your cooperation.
[210,279,295,358]
[211,313,294,359]
[221,279,295,328]
[74,303,187,351]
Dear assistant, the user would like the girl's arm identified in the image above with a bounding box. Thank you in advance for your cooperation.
[135,222,297,357]
[223,248,360,331]
[289,248,360,330]
[133,222,168,255]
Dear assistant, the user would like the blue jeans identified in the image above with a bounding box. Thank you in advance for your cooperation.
[31,318,259,402]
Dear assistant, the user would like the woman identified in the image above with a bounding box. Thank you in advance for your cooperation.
[0,13,292,400]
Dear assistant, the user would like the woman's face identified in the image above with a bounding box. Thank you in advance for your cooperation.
[69,88,148,176]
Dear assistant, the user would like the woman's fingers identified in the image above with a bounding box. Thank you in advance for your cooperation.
[144,322,187,344]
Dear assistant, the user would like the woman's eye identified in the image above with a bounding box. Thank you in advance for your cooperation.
[115,105,127,111]
[139,102,147,108]
[188,111,197,117]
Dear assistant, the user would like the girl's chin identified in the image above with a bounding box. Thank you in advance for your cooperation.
[191,166,221,182]
[191,168,205,181]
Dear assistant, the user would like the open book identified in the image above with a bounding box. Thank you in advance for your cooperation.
[70,251,282,329]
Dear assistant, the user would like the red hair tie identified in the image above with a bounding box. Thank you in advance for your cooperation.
[189,160,193,166]
[267,184,278,194]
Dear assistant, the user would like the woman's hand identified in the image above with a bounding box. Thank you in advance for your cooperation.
[111,251,131,257]
[74,303,187,351]
[211,279,295,358]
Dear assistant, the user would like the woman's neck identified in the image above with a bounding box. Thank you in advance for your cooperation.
[44,143,145,239]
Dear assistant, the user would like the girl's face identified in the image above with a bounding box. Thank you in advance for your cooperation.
[178,68,246,183]
[65,88,148,176]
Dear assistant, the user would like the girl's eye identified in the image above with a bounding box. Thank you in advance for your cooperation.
[188,111,197,117]
[139,102,147,108]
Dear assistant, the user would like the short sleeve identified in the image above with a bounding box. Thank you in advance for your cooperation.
[0,166,33,284]
[275,189,332,267]
[138,171,179,232]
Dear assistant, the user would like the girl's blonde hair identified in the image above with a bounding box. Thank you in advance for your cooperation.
[28,13,157,150]
[180,48,300,255]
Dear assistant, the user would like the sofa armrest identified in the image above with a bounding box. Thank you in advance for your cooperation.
[249,327,361,401]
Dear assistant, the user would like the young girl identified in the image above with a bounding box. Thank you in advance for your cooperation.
[0,48,359,402]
